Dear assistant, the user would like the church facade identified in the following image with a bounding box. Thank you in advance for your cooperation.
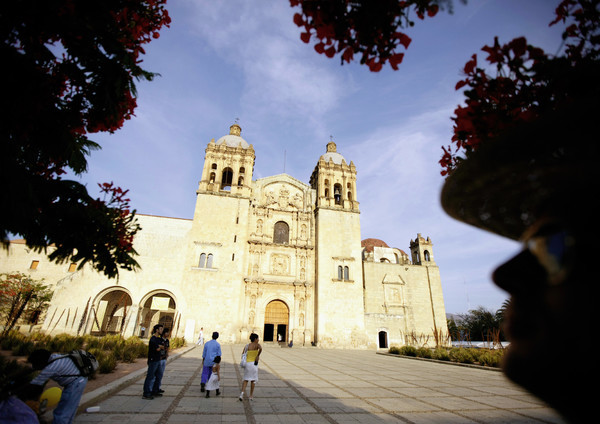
[1,124,448,349]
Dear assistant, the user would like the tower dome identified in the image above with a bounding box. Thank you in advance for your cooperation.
[216,123,250,149]
[361,238,390,252]
[320,140,346,164]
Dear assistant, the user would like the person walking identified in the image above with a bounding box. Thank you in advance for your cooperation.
[142,324,165,399]
[24,349,88,424]
[239,333,262,401]
[201,331,221,392]
[196,327,204,345]
[204,356,221,398]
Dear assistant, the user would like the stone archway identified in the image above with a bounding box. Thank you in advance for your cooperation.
[91,289,133,336]
[378,330,388,349]
[264,300,289,343]
[138,292,177,338]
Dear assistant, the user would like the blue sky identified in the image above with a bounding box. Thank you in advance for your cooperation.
[77,0,566,315]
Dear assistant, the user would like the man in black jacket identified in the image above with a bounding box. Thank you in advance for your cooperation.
[142,324,164,399]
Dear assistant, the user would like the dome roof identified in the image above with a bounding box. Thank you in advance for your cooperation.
[361,238,389,252]
[321,151,346,164]
[320,141,346,164]
[216,123,250,149]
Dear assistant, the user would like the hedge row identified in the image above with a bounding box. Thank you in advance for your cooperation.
[0,331,187,375]
[388,345,504,368]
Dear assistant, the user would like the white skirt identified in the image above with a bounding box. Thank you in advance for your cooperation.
[242,362,259,382]
[206,371,220,390]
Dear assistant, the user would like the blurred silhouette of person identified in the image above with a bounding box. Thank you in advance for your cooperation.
[442,89,598,422]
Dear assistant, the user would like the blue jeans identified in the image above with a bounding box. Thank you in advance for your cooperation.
[53,376,87,424]
[143,360,164,396]
[159,359,166,389]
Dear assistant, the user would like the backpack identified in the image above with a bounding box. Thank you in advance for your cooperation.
[50,349,99,377]
[68,349,99,377]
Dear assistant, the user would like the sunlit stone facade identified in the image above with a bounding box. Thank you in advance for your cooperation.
[1,124,448,348]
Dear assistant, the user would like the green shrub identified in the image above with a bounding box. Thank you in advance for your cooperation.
[479,350,503,367]
[388,345,401,354]
[12,340,36,356]
[432,348,450,361]
[48,333,83,353]
[0,338,13,350]
[112,342,126,361]
[0,331,25,350]
[416,347,432,358]
[399,345,417,357]
[83,335,101,350]
[87,347,102,358]
[467,348,483,362]
[103,334,125,350]
[170,337,186,349]
[97,350,117,374]
[449,347,476,364]
[119,343,140,363]
[123,336,147,359]
[27,332,51,344]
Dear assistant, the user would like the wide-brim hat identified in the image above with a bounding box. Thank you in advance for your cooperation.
[441,85,599,241]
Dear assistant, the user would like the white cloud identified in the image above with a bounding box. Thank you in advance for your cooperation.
[184,1,348,134]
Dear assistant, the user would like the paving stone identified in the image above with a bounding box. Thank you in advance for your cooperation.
[73,345,567,424]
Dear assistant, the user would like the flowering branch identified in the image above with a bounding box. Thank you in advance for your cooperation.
[440,0,600,176]
[1,1,169,278]
[289,0,444,71]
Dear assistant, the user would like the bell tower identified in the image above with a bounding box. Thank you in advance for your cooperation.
[185,124,256,335]
[310,141,358,210]
[410,233,436,266]
[310,140,367,347]
[197,123,255,198]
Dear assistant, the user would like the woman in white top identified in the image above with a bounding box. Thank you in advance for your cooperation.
[239,333,262,401]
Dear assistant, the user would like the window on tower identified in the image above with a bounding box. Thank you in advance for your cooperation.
[334,183,342,205]
[221,168,233,190]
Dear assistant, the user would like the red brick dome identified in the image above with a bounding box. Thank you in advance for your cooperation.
[361,238,389,252]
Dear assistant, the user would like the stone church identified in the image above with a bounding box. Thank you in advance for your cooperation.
[1,124,448,349]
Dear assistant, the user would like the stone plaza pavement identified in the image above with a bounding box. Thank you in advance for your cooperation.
[73,344,566,424]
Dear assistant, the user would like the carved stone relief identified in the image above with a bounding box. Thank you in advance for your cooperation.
[271,254,290,275]
[385,286,402,305]
[262,183,307,211]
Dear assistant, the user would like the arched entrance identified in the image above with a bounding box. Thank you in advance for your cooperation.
[91,290,133,336]
[378,331,388,349]
[139,292,177,338]
[263,300,289,343]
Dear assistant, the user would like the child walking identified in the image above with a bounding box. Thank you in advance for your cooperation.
[205,355,221,398]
